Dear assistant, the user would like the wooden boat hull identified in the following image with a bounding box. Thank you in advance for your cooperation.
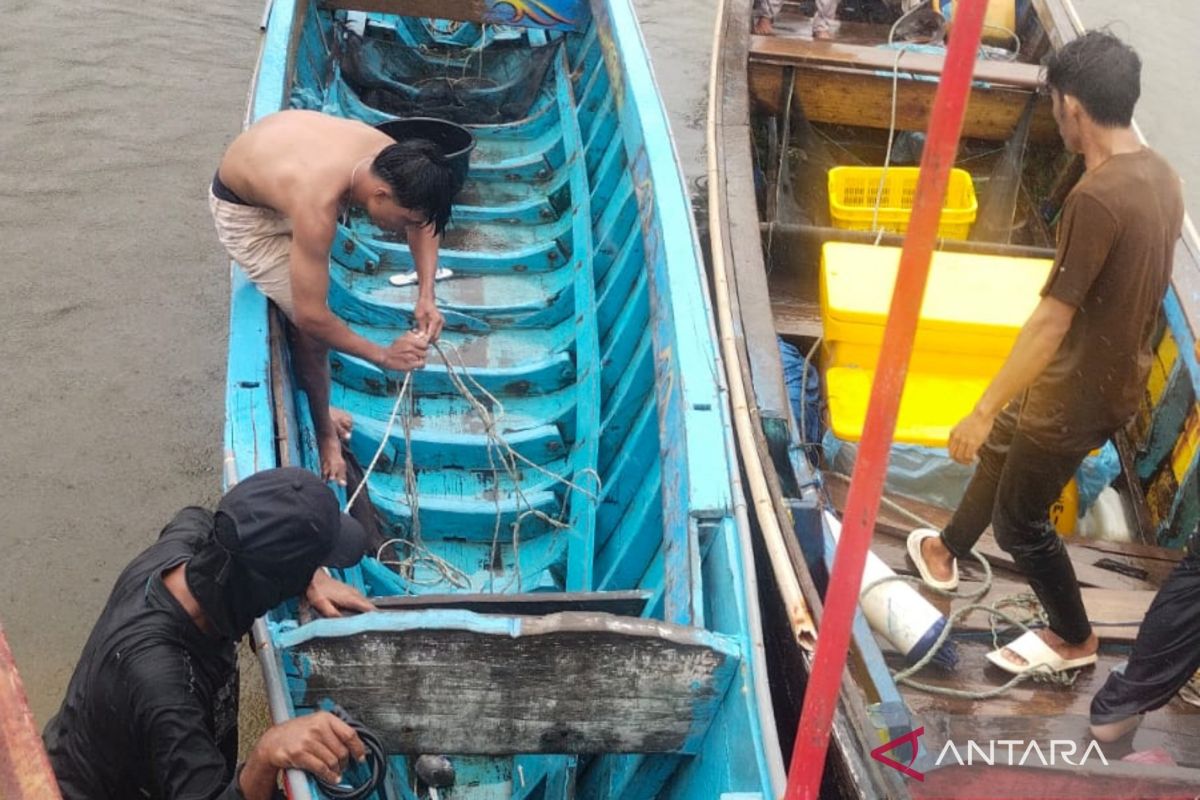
[709,0,1200,797]
[225,0,783,798]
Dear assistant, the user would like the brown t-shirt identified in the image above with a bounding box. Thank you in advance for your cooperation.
[1020,148,1183,452]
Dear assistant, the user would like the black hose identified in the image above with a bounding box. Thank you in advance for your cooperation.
[314,705,388,800]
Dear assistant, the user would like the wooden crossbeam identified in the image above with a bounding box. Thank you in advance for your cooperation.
[750,37,1044,90]
[317,0,586,30]
[372,590,651,617]
[748,37,1057,142]
[320,0,489,23]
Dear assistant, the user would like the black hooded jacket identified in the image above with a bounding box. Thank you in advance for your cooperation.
[43,507,249,800]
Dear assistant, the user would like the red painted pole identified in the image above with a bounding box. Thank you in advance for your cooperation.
[785,3,989,797]
[0,620,63,800]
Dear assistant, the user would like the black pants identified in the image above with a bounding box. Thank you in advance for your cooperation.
[940,402,1094,644]
[1092,530,1200,723]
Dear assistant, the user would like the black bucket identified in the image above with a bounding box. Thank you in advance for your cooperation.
[375,117,476,190]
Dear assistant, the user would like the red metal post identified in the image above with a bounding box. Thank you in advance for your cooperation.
[0,620,62,800]
[785,3,990,797]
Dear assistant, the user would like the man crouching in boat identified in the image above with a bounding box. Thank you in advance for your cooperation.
[44,467,376,800]
[907,32,1183,677]
[211,109,459,485]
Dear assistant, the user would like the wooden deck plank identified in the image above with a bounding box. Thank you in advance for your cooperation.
[866,533,1155,643]
[824,473,1161,591]
[894,639,1200,766]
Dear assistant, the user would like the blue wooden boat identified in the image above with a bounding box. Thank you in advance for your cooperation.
[223,1,784,798]
[709,0,1200,797]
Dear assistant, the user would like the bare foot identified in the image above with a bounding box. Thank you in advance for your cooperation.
[331,408,353,442]
[813,28,834,41]
[920,536,957,583]
[1001,629,1099,668]
[752,17,774,35]
[318,432,347,487]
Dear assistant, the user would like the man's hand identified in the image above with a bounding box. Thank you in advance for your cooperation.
[414,295,445,342]
[305,568,375,618]
[240,712,366,799]
[948,407,995,465]
[377,330,429,372]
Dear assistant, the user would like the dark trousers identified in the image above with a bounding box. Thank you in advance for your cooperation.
[940,402,1094,644]
[1092,531,1200,723]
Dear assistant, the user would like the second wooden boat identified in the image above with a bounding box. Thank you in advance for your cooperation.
[709,0,1200,796]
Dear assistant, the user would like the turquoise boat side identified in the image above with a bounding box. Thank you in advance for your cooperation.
[223,0,781,797]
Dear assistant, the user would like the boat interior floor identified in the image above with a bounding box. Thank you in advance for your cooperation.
[822,474,1200,768]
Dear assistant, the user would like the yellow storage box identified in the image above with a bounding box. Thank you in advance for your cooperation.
[820,242,1053,446]
[828,166,978,240]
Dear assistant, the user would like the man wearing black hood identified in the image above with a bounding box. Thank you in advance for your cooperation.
[44,467,376,800]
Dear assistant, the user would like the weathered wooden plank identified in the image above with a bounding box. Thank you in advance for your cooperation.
[1077,538,1185,564]
[371,590,650,617]
[286,611,741,755]
[748,62,1059,143]
[932,578,1156,644]
[895,639,1200,733]
[0,622,62,800]
[749,36,1046,89]
[317,0,588,30]
[712,16,793,428]
[1030,0,1080,50]
[823,474,1160,591]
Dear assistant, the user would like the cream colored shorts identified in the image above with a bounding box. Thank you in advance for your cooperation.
[209,188,295,317]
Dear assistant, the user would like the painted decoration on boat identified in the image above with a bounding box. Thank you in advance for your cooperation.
[485,0,586,29]
[592,2,626,111]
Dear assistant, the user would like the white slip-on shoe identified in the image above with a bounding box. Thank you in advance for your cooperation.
[986,630,1098,676]
[906,527,958,591]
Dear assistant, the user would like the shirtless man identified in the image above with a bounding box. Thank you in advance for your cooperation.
[211,110,458,484]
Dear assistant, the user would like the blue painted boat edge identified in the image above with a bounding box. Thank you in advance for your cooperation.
[224,0,297,490]
[228,1,308,797]
[592,0,782,793]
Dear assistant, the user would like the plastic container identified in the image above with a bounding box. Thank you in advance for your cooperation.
[375,117,476,190]
[819,242,1053,446]
[828,166,978,239]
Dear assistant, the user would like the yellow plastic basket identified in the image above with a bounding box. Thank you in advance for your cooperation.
[828,166,978,239]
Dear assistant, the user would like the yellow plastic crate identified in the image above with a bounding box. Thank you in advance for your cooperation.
[828,166,978,239]
[819,242,1054,447]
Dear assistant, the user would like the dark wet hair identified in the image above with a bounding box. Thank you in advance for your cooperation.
[1045,30,1140,127]
[371,139,457,235]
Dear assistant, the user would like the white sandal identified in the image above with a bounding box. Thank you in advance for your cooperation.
[986,630,1098,676]
[906,528,958,591]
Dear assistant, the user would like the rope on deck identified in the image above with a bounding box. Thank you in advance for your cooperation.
[345,339,601,593]
[854,488,1080,699]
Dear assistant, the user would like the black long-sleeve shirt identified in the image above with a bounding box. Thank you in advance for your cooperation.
[44,507,247,800]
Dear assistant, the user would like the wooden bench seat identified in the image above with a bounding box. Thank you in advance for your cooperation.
[280,609,741,755]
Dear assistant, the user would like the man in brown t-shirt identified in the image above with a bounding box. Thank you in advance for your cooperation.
[907,31,1184,675]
